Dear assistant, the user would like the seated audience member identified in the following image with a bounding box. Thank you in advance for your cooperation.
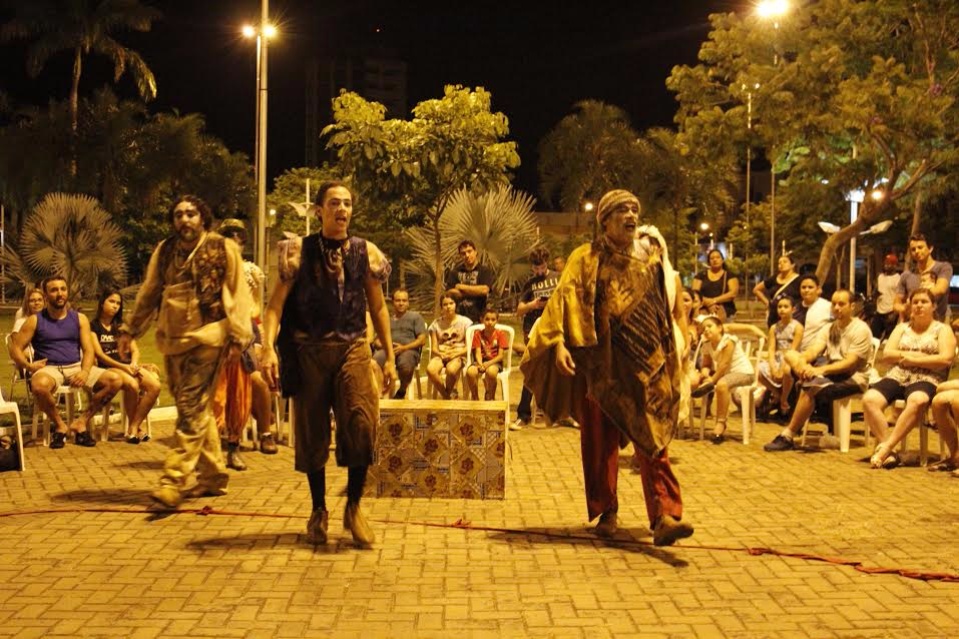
[794,274,832,351]
[693,248,739,320]
[930,379,959,474]
[466,309,508,401]
[862,289,956,469]
[8,276,123,448]
[372,289,426,399]
[12,287,45,334]
[426,294,472,399]
[893,234,952,322]
[10,287,45,363]
[764,289,875,452]
[757,296,804,419]
[90,288,162,444]
[690,315,755,444]
[753,252,801,327]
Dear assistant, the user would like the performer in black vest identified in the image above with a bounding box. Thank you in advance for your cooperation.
[262,181,395,547]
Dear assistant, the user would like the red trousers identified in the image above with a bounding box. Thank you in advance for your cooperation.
[580,396,683,527]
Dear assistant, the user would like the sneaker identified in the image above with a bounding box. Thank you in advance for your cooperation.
[557,417,579,429]
[149,485,183,509]
[343,502,375,546]
[653,515,694,546]
[50,431,67,449]
[306,508,329,544]
[593,510,618,538]
[763,434,795,452]
[509,418,529,431]
[691,381,715,398]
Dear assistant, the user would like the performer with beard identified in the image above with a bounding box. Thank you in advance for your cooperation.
[118,195,253,508]
[520,189,693,546]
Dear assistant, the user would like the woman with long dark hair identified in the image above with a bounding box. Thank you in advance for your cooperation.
[91,288,162,444]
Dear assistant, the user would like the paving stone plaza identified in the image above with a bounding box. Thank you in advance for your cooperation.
[3,370,959,638]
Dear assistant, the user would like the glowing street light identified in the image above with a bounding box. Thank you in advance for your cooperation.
[757,0,790,24]
[242,11,276,278]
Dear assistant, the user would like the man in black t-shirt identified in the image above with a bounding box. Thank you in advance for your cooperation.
[445,239,494,323]
[512,248,561,429]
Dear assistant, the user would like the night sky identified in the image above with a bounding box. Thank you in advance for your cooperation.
[2,0,740,202]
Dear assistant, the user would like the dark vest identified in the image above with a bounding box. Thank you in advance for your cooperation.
[283,234,369,340]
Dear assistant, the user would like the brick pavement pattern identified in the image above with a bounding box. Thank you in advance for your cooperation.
[3,371,959,638]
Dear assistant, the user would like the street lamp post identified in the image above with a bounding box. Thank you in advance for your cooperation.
[242,3,274,279]
[755,0,790,271]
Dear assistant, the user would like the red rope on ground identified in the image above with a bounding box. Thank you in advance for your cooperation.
[2,506,957,583]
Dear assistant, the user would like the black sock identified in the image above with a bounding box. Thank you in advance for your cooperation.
[307,469,326,512]
[347,466,368,505]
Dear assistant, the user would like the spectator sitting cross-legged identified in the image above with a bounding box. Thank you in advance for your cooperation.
[466,309,508,401]
[8,276,123,448]
[863,288,956,469]
[90,288,162,444]
[764,289,876,452]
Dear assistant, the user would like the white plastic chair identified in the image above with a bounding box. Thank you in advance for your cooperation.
[0,387,26,472]
[4,333,30,402]
[802,336,881,453]
[464,323,515,424]
[696,324,765,444]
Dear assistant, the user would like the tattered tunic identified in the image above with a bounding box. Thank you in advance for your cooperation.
[520,238,679,456]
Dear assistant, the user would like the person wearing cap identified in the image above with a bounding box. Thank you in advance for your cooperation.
[213,219,278,469]
[872,253,901,340]
[520,189,693,547]
[261,180,394,547]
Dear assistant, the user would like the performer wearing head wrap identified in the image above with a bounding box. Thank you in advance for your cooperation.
[520,189,694,546]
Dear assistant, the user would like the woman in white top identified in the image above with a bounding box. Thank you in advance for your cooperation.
[10,288,44,363]
[690,315,755,443]
[426,294,472,399]
[863,288,956,469]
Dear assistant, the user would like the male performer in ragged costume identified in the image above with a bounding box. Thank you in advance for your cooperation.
[262,180,394,547]
[119,195,253,509]
[520,189,694,546]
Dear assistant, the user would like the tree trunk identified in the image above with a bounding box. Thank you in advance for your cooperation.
[69,47,82,178]
[907,191,923,271]
[432,214,443,316]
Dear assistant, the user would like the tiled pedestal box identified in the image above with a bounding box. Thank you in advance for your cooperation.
[368,399,507,499]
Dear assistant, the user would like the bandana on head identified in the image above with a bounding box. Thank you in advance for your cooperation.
[596,189,641,226]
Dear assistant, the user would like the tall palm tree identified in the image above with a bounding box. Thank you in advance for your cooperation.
[404,187,541,311]
[1,0,160,150]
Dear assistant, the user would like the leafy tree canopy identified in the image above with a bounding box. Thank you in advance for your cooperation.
[668,0,959,281]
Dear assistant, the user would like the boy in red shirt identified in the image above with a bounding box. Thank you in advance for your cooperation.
[466,310,508,400]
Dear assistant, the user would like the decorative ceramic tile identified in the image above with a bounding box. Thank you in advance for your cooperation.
[367,399,507,499]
